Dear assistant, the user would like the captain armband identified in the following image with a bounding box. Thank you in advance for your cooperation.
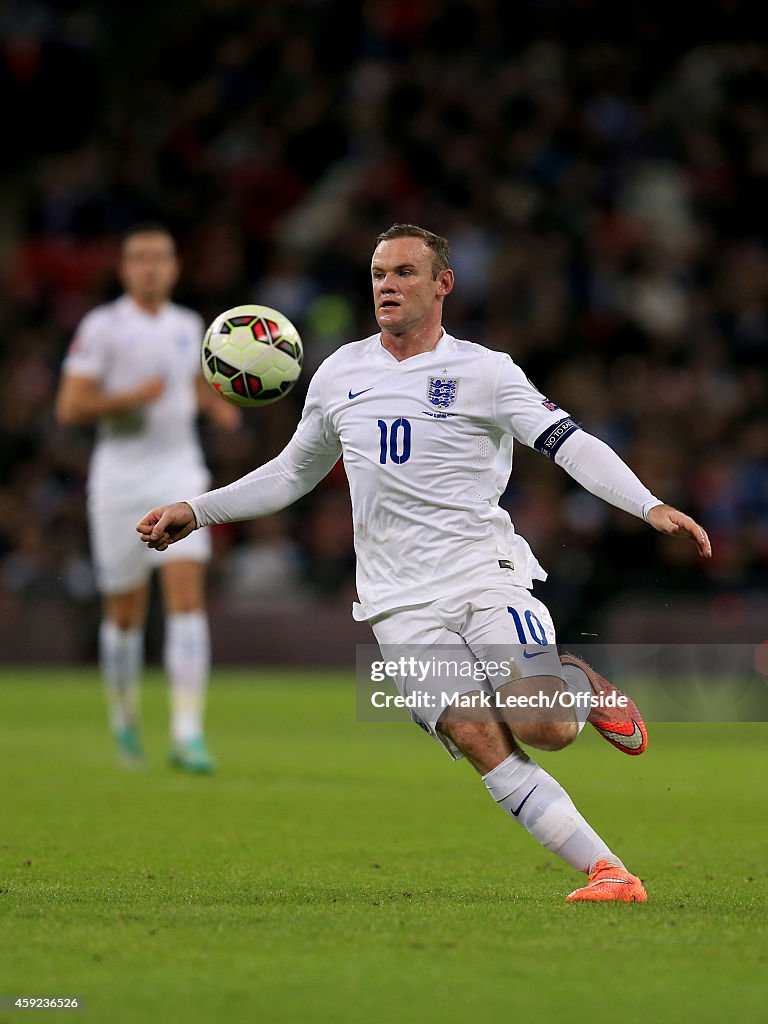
[533,417,581,460]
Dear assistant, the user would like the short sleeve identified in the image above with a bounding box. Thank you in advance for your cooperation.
[492,355,581,458]
[292,365,342,459]
[62,311,110,380]
[190,311,205,350]
[189,312,206,374]
[191,312,206,342]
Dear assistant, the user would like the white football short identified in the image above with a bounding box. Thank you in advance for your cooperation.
[88,492,211,595]
[369,585,563,759]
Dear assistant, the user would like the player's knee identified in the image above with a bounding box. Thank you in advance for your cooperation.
[165,597,204,615]
[104,592,146,630]
[540,719,578,751]
[496,674,578,751]
[161,562,205,614]
[515,719,577,751]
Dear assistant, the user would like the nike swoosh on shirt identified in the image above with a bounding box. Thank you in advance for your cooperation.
[511,785,538,817]
[522,649,548,659]
[348,387,374,400]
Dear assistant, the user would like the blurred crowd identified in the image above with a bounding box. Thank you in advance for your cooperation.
[2,0,768,647]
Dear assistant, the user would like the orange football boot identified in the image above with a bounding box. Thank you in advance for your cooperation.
[560,652,648,755]
[566,859,648,903]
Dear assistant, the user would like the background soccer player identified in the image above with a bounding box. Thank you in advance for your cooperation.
[56,224,239,771]
[136,224,710,900]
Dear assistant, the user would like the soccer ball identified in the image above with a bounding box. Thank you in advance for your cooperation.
[201,304,303,407]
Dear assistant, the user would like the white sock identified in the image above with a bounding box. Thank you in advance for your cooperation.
[99,620,143,732]
[483,750,624,874]
[561,662,592,734]
[165,611,210,743]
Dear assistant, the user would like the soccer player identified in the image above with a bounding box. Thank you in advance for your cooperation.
[56,224,239,772]
[136,225,711,900]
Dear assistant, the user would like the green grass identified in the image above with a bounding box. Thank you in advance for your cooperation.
[0,669,766,1024]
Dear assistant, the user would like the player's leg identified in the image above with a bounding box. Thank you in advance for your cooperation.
[560,653,648,755]
[436,708,647,902]
[443,588,591,752]
[158,553,215,772]
[369,602,645,900]
[89,499,151,765]
[492,671,583,750]
[101,586,149,764]
[462,588,646,755]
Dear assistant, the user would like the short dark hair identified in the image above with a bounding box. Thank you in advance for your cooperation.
[122,222,175,248]
[375,224,451,278]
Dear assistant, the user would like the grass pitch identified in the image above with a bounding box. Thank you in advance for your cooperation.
[0,669,766,1024]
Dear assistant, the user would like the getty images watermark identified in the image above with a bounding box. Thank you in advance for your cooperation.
[354,644,768,722]
[368,654,627,712]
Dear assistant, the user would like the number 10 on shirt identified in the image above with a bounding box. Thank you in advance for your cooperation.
[378,418,412,464]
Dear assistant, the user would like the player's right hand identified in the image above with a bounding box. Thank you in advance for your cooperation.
[131,376,165,405]
[136,502,197,550]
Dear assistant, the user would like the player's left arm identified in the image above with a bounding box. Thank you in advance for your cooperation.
[553,430,711,558]
[195,375,241,430]
[493,357,711,559]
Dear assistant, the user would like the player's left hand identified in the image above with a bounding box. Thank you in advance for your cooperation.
[646,504,711,558]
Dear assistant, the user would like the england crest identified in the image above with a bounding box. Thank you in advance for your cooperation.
[427,376,459,409]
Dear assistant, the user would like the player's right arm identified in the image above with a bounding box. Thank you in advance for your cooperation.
[137,365,341,550]
[56,309,165,426]
[55,372,164,426]
[138,436,340,549]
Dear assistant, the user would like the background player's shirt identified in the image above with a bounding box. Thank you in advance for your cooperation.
[292,331,578,620]
[64,296,210,504]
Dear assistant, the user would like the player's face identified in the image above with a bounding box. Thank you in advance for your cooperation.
[371,238,452,334]
[120,232,179,306]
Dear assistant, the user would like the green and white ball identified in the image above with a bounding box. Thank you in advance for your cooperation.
[201,304,303,407]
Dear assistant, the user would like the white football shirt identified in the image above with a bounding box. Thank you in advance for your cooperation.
[63,295,210,503]
[290,331,580,620]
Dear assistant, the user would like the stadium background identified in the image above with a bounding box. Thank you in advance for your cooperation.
[2,0,768,663]
[2,6,767,1024]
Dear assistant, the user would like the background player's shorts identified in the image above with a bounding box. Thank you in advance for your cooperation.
[370,585,563,759]
[88,493,211,594]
